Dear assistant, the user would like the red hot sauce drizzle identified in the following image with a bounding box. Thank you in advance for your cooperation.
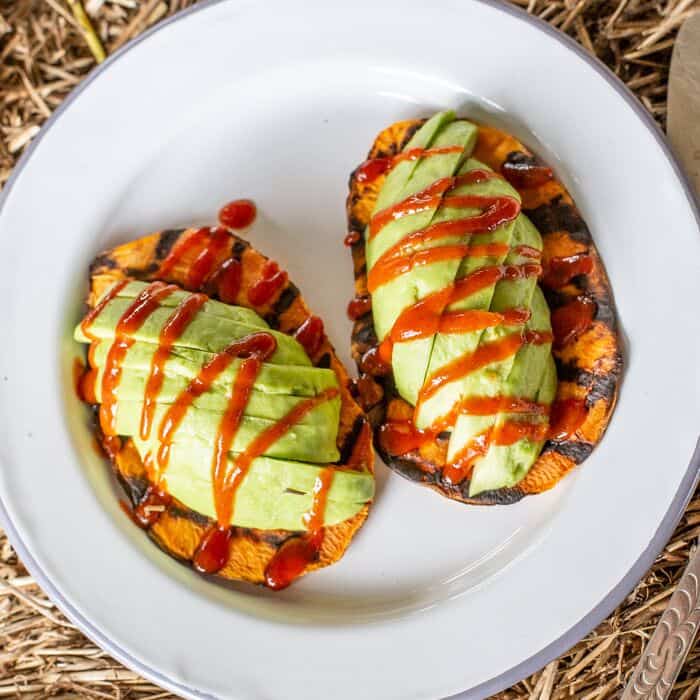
[189,333,277,574]
[264,467,335,590]
[155,333,277,480]
[80,280,129,341]
[417,330,552,410]
[347,295,372,320]
[207,257,242,304]
[542,253,593,290]
[186,228,231,290]
[248,260,288,307]
[157,228,211,280]
[551,296,596,349]
[195,386,339,575]
[156,225,245,304]
[378,263,541,362]
[139,293,208,443]
[99,282,177,436]
[500,154,554,189]
[355,145,465,184]
[443,420,549,485]
[548,398,588,441]
[294,315,325,357]
[344,231,361,247]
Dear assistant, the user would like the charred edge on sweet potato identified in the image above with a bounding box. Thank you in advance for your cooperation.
[346,119,622,505]
[87,227,373,585]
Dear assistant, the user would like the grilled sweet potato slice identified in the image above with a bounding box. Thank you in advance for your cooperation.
[83,226,373,585]
[346,119,621,505]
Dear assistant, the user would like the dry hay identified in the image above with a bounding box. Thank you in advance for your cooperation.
[1,0,699,697]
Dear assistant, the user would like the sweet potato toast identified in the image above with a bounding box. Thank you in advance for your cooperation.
[83,225,373,586]
[346,119,622,505]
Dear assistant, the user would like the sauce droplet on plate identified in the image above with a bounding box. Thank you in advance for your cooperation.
[218,199,257,230]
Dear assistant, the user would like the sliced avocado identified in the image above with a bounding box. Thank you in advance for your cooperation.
[467,351,556,496]
[446,285,553,495]
[367,119,479,270]
[372,110,457,214]
[415,212,537,429]
[88,340,338,399]
[115,396,341,463]
[77,280,373,530]
[114,280,268,328]
[367,127,482,404]
[391,160,521,406]
[131,435,373,531]
[74,296,309,366]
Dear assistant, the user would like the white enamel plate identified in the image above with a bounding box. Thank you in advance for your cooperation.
[1,1,699,698]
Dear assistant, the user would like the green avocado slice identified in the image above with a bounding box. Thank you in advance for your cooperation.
[88,340,338,399]
[372,110,457,215]
[113,280,268,328]
[74,295,309,366]
[467,350,557,496]
[367,118,479,274]
[113,397,340,463]
[131,435,373,531]
[446,285,553,495]
[366,120,481,404]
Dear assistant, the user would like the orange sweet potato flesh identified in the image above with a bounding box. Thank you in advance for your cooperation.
[85,228,373,586]
[346,120,622,505]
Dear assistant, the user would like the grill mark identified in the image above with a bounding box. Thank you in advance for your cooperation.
[90,254,117,274]
[379,451,438,485]
[125,265,156,278]
[593,288,617,328]
[460,486,524,505]
[232,239,248,257]
[166,503,211,527]
[260,531,290,547]
[525,197,591,245]
[338,415,368,464]
[156,229,185,261]
[316,352,331,369]
[586,368,621,406]
[122,475,149,508]
[555,361,591,384]
[352,320,378,347]
[272,284,299,316]
[542,288,573,310]
[397,121,425,151]
[543,439,593,463]
[348,214,367,233]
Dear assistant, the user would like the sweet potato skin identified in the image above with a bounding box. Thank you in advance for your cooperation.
[346,119,622,505]
[86,227,373,586]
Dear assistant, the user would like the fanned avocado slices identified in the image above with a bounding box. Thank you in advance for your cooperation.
[80,226,375,588]
[348,114,621,504]
[75,280,372,530]
[362,111,556,496]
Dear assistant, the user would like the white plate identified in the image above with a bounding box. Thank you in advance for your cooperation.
[1,1,699,698]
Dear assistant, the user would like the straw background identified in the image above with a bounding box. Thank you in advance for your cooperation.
[1,0,699,697]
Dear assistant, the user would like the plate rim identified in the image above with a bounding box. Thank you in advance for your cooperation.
[1,1,699,698]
